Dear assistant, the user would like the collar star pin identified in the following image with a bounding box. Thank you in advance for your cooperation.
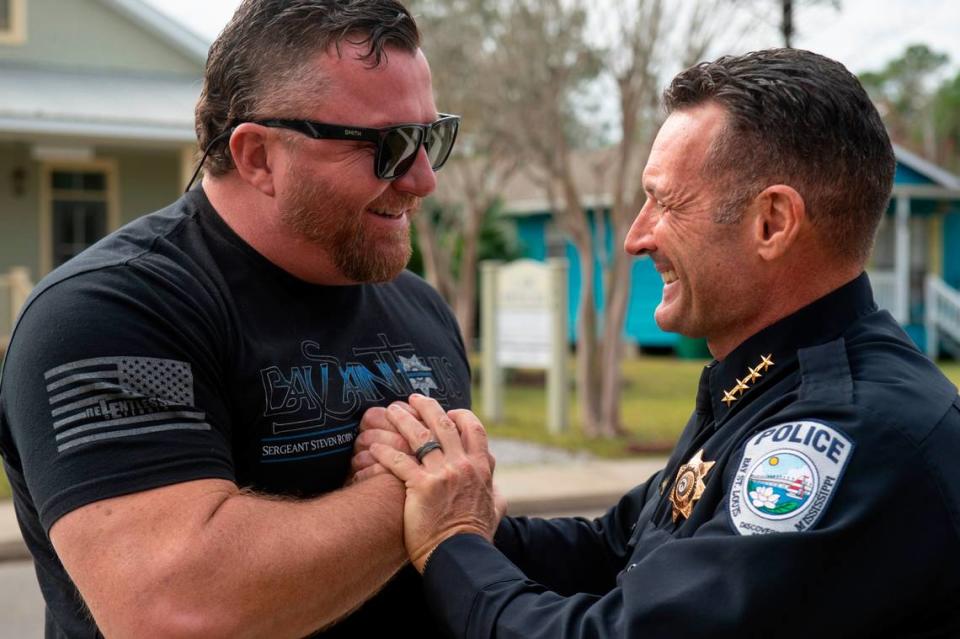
[669,448,715,522]
[721,389,738,407]
[721,353,774,407]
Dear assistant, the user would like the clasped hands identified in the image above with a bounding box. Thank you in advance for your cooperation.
[351,394,505,572]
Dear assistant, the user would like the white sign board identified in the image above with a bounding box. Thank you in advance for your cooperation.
[496,260,553,368]
[481,258,569,433]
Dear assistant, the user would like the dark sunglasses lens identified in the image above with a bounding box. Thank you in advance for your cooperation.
[425,119,458,170]
[378,126,423,179]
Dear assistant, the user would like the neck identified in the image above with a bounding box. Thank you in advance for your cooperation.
[708,260,863,361]
[202,174,351,285]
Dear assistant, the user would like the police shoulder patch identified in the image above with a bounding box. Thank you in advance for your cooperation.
[729,420,854,536]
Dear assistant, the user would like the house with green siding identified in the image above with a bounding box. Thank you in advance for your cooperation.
[0,0,205,338]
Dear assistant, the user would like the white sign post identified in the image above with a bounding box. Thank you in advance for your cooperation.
[481,258,569,433]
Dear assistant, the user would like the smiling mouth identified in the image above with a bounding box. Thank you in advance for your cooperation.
[368,207,405,219]
[661,269,678,284]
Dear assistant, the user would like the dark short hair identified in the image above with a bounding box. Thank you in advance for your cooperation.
[664,48,895,263]
[195,0,420,176]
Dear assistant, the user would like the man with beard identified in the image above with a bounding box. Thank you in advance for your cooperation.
[0,1,469,637]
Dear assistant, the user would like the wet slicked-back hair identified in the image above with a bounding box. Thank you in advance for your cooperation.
[195,0,420,176]
[664,48,895,264]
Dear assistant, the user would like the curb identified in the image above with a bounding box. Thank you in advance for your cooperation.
[507,491,626,517]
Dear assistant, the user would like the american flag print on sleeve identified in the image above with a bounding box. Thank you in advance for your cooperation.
[44,356,210,453]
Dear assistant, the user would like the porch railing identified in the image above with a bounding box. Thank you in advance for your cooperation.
[0,267,33,352]
[924,274,960,360]
[868,269,905,323]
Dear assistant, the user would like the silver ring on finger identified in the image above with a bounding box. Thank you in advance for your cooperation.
[415,440,443,464]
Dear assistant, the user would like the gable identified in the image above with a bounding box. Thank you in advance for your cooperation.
[894,161,935,186]
[0,0,205,75]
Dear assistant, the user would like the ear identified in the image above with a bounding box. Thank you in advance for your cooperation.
[752,185,805,261]
[229,123,277,197]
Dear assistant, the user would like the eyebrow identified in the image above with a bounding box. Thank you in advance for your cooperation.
[644,183,664,202]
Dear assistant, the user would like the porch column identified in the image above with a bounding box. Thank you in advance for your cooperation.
[894,194,910,324]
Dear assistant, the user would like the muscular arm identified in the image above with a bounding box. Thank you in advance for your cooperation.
[51,475,406,638]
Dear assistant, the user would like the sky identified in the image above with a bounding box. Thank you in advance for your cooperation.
[144,0,960,79]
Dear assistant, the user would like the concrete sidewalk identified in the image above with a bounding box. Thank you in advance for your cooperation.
[0,456,667,562]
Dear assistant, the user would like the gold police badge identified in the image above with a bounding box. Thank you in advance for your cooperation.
[669,448,715,522]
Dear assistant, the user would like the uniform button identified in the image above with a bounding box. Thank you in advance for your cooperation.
[626,563,637,572]
[630,522,637,531]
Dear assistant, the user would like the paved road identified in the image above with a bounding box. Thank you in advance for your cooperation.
[0,560,43,637]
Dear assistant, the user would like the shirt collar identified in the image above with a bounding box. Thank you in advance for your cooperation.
[705,271,877,423]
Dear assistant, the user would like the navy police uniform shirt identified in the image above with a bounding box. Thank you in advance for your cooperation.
[422,273,960,638]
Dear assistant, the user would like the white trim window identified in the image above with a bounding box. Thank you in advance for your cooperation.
[41,162,119,272]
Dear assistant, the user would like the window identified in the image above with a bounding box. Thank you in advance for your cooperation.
[50,171,109,267]
[0,0,26,45]
[40,162,119,273]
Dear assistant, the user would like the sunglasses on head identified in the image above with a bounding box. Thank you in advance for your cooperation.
[184,113,460,192]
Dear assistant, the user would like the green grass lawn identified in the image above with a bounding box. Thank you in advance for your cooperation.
[2,357,960,500]
[476,356,707,458]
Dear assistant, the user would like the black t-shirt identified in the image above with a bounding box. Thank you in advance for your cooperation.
[0,187,471,638]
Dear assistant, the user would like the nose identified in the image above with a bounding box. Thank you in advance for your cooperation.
[624,198,657,257]
[391,146,437,197]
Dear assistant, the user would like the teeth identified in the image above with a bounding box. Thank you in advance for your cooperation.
[371,209,403,219]
[661,270,678,284]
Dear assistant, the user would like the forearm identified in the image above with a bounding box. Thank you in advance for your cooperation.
[66,475,407,638]
[494,482,653,596]
[196,475,408,636]
[495,515,622,596]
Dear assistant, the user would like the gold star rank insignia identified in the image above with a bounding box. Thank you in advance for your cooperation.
[759,354,774,371]
[721,354,776,408]
[733,377,749,394]
[669,448,715,522]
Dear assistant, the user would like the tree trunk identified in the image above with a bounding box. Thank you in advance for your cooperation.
[575,239,603,438]
[413,214,451,301]
[599,242,633,437]
[565,203,602,438]
[454,202,482,351]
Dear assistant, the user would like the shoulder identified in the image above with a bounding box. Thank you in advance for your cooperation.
[843,311,957,439]
[374,271,455,315]
[3,211,229,394]
[786,310,957,438]
[730,316,960,537]
[26,194,212,310]
[17,194,226,338]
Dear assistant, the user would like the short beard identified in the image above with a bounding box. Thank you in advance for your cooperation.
[281,167,416,283]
